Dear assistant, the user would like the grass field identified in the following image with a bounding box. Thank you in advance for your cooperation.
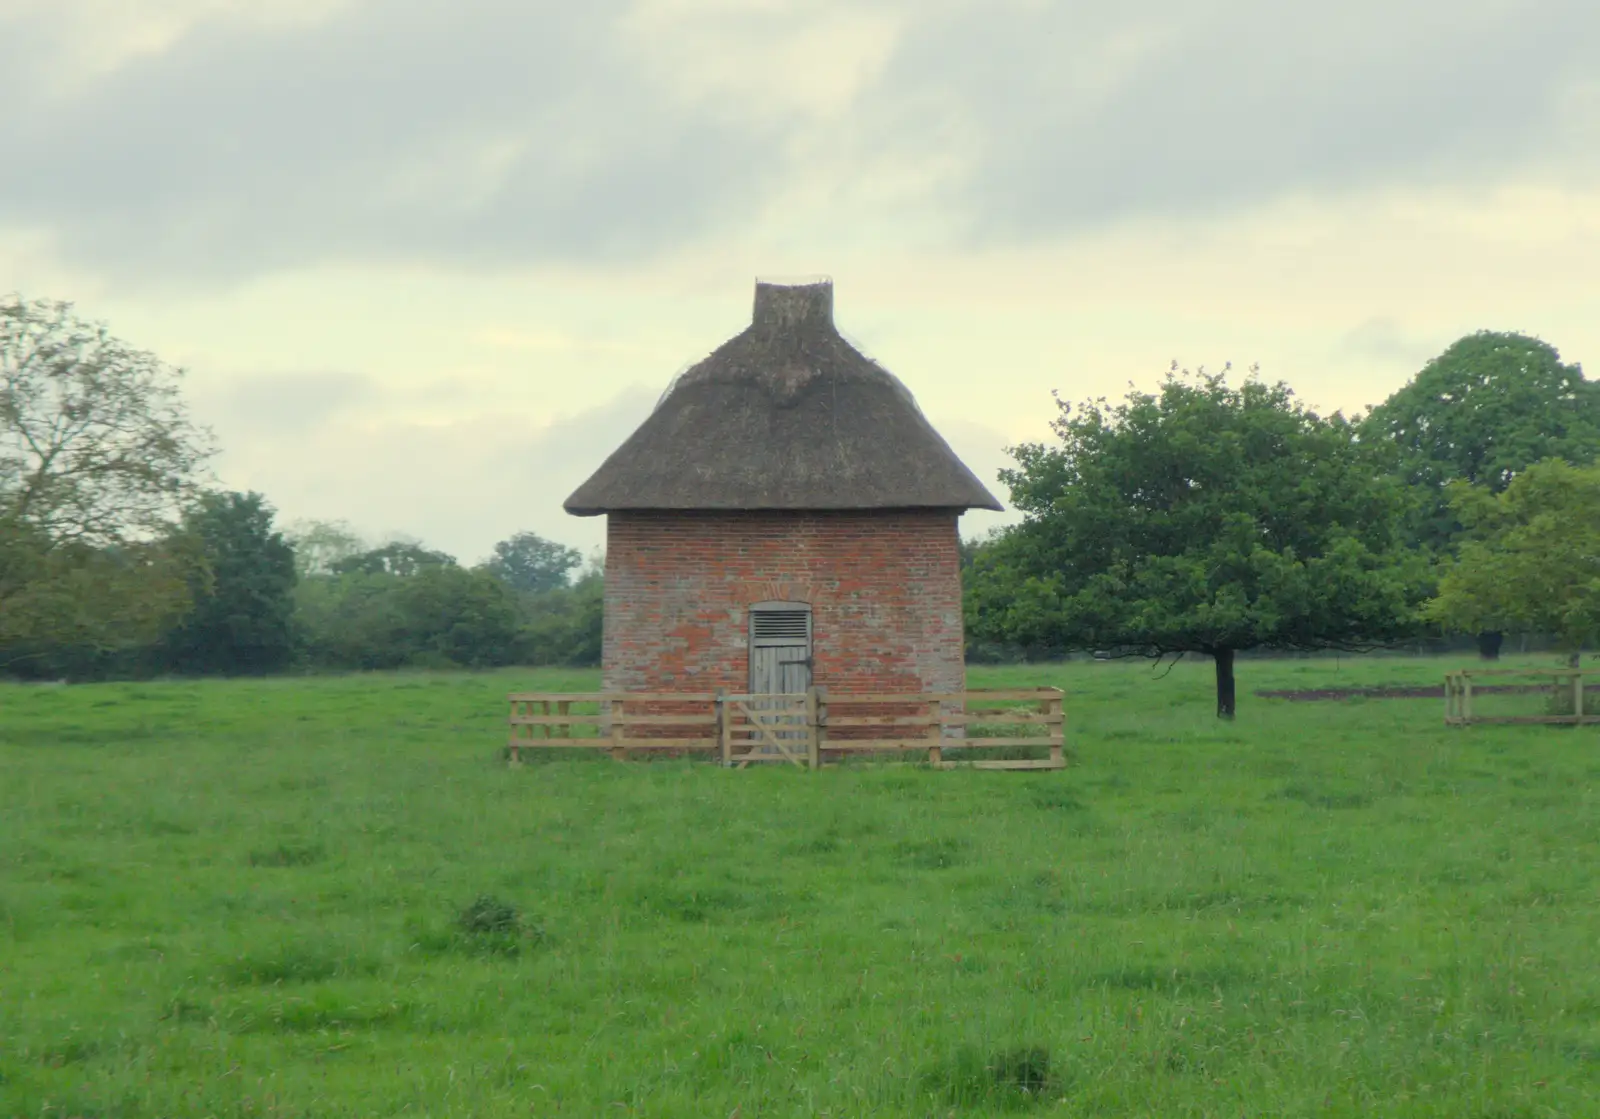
[2,655,1597,1117]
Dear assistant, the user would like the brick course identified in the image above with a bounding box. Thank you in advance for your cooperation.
[602,510,967,697]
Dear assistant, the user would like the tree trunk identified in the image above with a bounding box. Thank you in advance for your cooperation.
[1213,648,1236,720]
[1477,631,1503,660]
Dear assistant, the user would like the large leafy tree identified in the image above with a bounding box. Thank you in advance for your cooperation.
[518,570,604,667]
[1,296,213,663]
[1364,332,1598,511]
[483,531,582,594]
[1362,331,1599,655]
[395,566,524,668]
[970,367,1430,717]
[0,521,195,672]
[283,519,366,578]
[162,492,298,675]
[295,564,521,670]
[330,540,455,577]
[1426,460,1600,661]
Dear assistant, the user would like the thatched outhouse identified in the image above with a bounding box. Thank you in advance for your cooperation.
[565,279,1002,697]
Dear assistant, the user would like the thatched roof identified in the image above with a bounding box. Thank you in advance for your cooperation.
[564,280,1004,515]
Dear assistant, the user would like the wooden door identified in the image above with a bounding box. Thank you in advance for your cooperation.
[748,604,812,694]
[752,643,812,694]
[748,604,812,756]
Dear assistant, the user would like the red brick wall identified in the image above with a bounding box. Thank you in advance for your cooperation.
[602,511,967,697]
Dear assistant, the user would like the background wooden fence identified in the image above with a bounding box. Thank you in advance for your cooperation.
[507,687,1066,770]
[1445,668,1594,726]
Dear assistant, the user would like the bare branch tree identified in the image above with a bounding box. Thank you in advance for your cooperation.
[1,295,215,547]
[1,296,216,664]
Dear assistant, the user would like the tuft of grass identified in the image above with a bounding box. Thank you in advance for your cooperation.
[457,894,520,936]
[920,1044,1059,1110]
[36,1035,102,1068]
[413,895,545,958]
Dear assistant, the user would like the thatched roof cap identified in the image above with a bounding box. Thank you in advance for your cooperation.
[564,280,1003,515]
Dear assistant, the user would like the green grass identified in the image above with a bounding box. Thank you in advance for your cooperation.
[1,655,1596,1117]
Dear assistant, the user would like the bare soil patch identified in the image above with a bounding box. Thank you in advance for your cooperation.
[1259,684,1547,702]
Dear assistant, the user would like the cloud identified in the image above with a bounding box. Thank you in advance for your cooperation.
[874,0,1600,238]
[917,413,1019,542]
[197,365,1017,559]
[1334,317,1435,370]
[3,0,1597,287]
[0,0,786,284]
[207,382,657,560]
[194,370,377,435]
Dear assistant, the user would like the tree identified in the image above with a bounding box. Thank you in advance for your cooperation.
[1,296,214,664]
[293,563,522,670]
[162,492,298,675]
[483,531,582,593]
[1426,460,1600,661]
[395,566,523,668]
[0,521,195,674]
[330,540,456,577]
[2,296,214,544]
[283,519,366,578]
[518,571,604,666]
[960,531,1063,664]
[1364,332,1598,507]
[1362,331,1600,657]
[969,366,1430,718]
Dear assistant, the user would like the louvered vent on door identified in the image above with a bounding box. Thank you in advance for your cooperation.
[751,609,810,646]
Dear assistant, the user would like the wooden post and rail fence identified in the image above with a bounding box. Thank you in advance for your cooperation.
[1444,668,1594,727]
[506,687,1066,770]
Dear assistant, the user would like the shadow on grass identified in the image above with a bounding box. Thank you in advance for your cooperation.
[236,996,415,1035]
[894,837,970,870]
[1086,962,1256,993]
[219,945,381,986]
[247,843,325,867]
[1278,781,1374,810]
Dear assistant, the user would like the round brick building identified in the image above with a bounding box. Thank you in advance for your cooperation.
[564,279,1002,697]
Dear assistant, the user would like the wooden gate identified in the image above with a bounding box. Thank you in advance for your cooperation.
[719,691,819,769]
[506,687,1066,770]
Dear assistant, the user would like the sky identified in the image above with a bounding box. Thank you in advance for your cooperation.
[3,0,1598,563]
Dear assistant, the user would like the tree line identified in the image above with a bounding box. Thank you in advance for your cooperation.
[965,335,1600,715]
[3,492,603,679]
[5,295,1599,712]
[1,296,601,679]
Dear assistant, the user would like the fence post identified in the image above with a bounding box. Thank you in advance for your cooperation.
[806,687,821,771]
[813,686,827,770]
[1047,690,1065,768]
[609,696,627,761]
[508,698,522,766]
[717,689,730,767]
[1574,672,1586,726]
[1462,674,1474,725]
[927,697,944,768]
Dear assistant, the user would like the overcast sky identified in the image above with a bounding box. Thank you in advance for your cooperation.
[4,0,1597,561]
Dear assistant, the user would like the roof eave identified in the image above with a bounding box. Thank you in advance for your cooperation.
[563,500,1005,516]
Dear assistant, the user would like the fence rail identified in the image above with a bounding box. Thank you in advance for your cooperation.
[507,687,1066,770]
[1445,668,1593,726]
